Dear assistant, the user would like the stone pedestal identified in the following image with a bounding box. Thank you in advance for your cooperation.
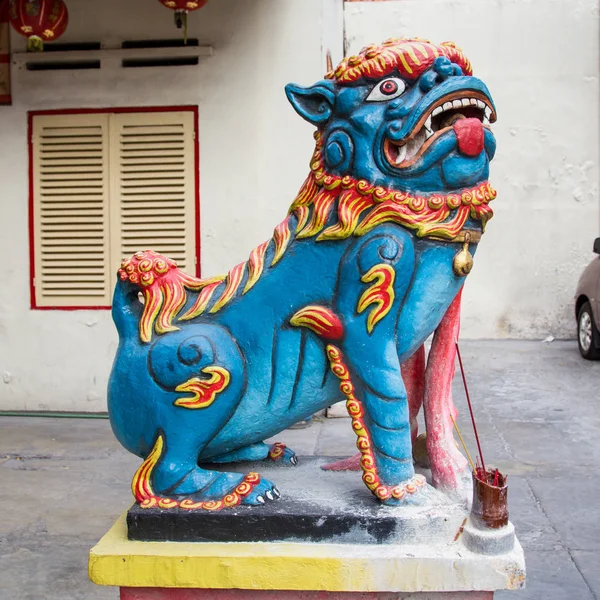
[89,459,525,598]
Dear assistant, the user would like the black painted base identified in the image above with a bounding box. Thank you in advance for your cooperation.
[127,457,463,544]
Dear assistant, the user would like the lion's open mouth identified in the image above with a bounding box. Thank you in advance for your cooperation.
[384,91,497,168]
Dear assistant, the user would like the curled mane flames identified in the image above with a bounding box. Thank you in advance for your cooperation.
[291,132,495,242]
[328,38,473,84]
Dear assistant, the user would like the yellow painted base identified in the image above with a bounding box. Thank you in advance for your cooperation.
[89,512,525,593]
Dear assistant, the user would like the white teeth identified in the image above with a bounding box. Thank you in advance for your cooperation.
[395,144,407,165]
[417,97,492,149]
[425,116,433,139]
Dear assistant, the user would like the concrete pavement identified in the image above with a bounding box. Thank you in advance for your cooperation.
[0,341,598,599]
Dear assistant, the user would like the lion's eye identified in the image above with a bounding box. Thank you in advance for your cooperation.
[366,77,406,102]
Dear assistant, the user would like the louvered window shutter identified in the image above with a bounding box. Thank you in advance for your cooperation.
[31,109,197,308]
[31,114,112,307]
[109,111,196,274]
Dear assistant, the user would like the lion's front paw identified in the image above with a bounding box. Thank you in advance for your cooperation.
[242,476,281,505]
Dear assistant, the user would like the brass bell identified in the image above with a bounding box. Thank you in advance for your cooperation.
[453,239,474,277]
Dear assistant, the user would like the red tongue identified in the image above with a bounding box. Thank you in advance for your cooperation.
[453,117,484,157]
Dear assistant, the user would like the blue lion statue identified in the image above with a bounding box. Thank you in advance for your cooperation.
[108,38,497,510]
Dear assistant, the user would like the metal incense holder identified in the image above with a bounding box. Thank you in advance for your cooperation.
[471,469,509,529]
[461,469,515,555]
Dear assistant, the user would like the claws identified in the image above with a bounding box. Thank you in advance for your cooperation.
[241,479,280,507]
[268,443,298,466]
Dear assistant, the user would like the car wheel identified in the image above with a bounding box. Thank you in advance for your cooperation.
[577,302,600,360]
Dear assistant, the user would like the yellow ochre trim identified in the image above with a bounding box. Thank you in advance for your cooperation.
[428,229,482,244]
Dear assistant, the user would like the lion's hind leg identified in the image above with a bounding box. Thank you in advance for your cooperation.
[134,432,281,508]
[140,325,282,508]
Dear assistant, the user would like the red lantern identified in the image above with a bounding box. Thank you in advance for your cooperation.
[158,0,209,42]
[9,0,68,52]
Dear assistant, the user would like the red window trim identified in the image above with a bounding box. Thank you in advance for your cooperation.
[28,105,201,310]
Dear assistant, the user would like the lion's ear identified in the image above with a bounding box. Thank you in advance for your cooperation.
[285,81,335,126]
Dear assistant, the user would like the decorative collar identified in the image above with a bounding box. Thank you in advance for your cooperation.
[288,132,495,242]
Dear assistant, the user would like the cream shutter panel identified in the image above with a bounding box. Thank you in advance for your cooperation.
[109,111,196,274]
[32,114,112,307]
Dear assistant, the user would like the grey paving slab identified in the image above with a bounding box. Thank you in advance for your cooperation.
[499,476,563,552]
[314,416,360,456]
[528,474,600,552]
[265,417,323,456]
[457,341,600,426]
[492,418,600,471]
[0,416,119,460]
[496,549,595,600]
[0,459,135,538]
[0,535,118,600]
[571,551,600,597]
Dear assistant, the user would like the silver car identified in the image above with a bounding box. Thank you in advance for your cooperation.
[575,238,600,359]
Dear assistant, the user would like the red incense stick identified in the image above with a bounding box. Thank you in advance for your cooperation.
[455,340,486,478]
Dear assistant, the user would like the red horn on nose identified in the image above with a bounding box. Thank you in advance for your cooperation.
[453,118,484,157]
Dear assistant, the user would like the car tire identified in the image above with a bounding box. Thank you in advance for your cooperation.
[577,302,600,360]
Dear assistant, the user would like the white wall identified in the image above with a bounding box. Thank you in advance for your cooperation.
[345,0,600,339]
[0,0,598,411]
[0,0,324,411]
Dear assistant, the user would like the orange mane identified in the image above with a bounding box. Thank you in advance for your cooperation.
[327,38,473,84]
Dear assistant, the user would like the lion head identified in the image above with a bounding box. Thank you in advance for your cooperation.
[285,38,497,241]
